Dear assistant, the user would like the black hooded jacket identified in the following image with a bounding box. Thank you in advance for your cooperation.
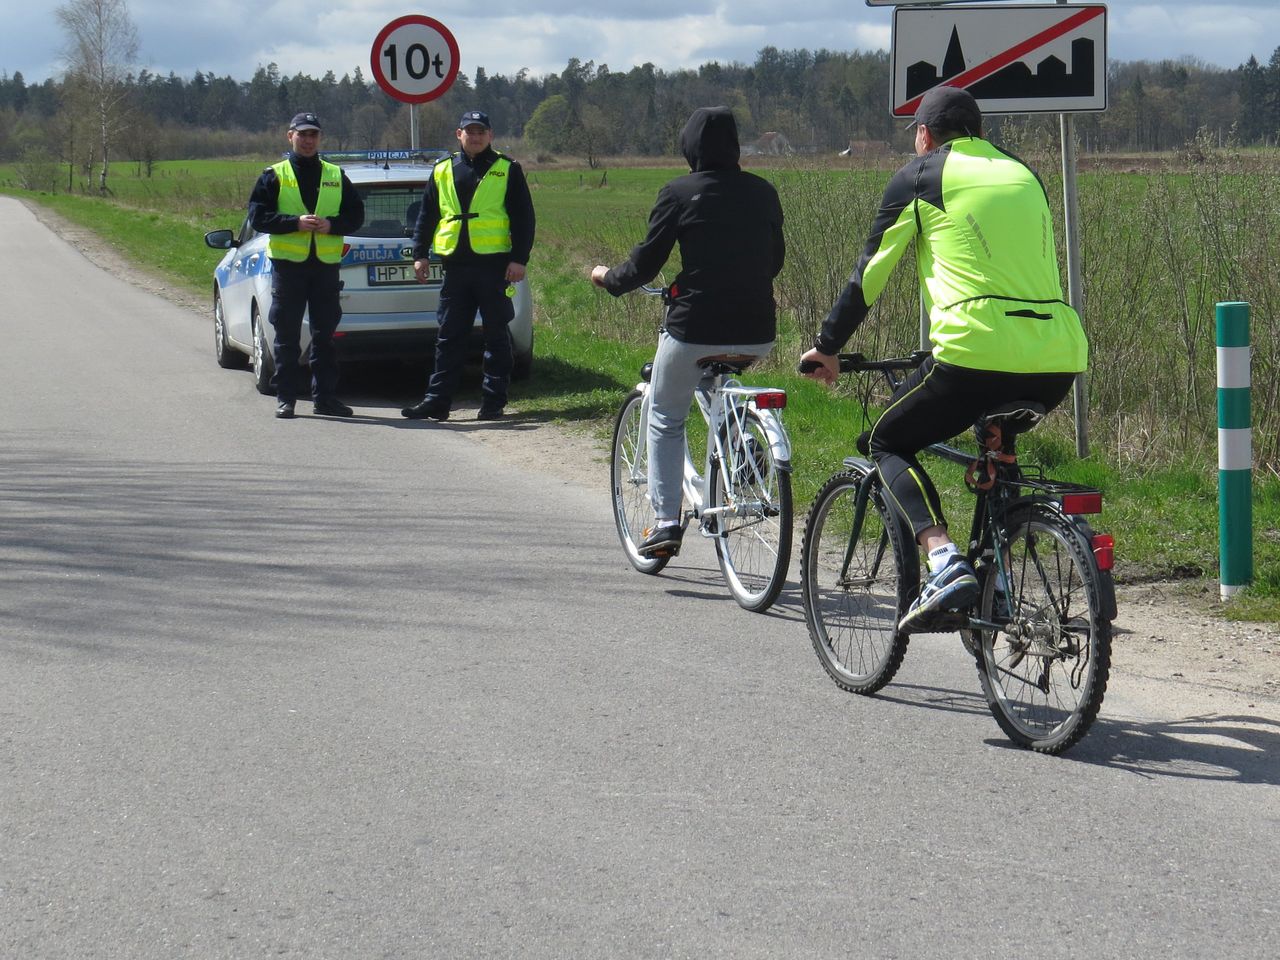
[601,106,785,344]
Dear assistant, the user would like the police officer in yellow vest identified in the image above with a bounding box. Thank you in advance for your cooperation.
[248,111,364,419]
[403,110,535,421]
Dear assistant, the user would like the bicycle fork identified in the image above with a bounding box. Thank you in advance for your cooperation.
[838,470,889,589]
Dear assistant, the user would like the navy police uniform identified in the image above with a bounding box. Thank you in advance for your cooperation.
[407,111,535,418]
[248,114,364,409]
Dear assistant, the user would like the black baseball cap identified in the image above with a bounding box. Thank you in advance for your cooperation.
[458,110,491,130]
[911,85,982,136]
[289,112,322,132]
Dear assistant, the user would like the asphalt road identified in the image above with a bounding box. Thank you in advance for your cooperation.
[2,196,1278,959]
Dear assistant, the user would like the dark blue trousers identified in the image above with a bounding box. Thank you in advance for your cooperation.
[269,258,342,403]
[424,261,513,410]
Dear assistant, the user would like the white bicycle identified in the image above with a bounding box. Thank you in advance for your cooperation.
[609,295,794,612]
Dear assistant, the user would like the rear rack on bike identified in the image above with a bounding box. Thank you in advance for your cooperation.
[994,466,1103,514]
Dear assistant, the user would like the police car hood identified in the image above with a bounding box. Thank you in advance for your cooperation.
[680,106,740,172]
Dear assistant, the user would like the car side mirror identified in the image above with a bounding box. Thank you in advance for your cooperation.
[204,229,237,250]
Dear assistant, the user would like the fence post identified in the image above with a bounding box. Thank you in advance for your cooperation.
[1216,301,1252,599]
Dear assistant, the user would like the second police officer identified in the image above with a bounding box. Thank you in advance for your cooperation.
[403,110,536,422]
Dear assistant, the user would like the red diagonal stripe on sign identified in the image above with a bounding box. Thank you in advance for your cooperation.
[898,5,1104,114]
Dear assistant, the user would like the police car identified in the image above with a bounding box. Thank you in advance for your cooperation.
[203,149,534,393]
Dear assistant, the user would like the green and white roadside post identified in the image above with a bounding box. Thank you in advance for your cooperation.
[1216,301,1252,599]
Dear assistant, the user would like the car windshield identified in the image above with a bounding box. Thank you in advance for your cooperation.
[350,184,425,238]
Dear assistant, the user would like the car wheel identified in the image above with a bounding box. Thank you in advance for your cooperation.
[251,306,275,395]
[214,290,247,369]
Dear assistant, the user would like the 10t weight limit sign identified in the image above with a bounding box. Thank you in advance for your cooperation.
[370,15,460,103]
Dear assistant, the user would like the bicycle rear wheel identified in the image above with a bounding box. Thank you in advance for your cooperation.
[610,390,669,575]
[708,410,793,612]
[801,468,916,694]
[975,505,1111,755]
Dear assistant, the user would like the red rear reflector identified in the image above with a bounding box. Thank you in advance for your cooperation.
[1061,491,1102,514]
[333,331,346,338]
[1092,534,1114,571]
[752,391,787,409]
[342,243,351,257]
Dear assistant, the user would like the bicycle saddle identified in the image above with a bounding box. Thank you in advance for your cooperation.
[977,401,1046,437]
[697,354,757,374]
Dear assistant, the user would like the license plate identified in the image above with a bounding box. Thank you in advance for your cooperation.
[367,262,442,285]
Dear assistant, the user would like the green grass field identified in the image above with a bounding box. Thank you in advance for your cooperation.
[3,156,1275,620]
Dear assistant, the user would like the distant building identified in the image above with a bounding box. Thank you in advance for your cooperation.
[743,131,792,156]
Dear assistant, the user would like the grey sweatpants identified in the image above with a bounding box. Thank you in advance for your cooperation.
[647,331,774,521]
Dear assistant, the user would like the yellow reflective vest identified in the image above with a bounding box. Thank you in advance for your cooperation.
[268,158,344,263]
[432,155,513,256]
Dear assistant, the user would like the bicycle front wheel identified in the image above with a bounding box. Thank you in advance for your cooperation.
[610,390,669,575]
[708,410,793,612]
[975,505,1111,755]
[801,469,916,694]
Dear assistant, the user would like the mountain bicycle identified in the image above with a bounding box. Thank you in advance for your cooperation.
[609,289,794,612]
[798,351,1117,755]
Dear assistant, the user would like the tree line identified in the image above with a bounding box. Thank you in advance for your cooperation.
[4,42,1280,184]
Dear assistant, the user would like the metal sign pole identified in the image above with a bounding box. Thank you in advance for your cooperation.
[1061,111,1088,456]
[410,105,418,150]
[919,292,929,351]
[1057,0,1088,457]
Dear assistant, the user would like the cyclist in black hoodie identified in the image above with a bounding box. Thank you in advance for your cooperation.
[591,106,785,557]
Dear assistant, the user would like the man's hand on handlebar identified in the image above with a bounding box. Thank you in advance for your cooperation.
[798,347,839,386]
[589,265,609,288]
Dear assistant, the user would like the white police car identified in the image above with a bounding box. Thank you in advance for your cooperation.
[204,149,534,393]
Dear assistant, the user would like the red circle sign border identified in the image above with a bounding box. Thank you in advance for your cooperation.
[369,14,461,104]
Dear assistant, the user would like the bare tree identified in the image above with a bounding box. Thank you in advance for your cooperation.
[56,0,138,193]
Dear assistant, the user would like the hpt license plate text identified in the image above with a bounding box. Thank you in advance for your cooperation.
[368,263,441,285]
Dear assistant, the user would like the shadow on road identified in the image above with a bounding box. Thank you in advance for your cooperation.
[829,671,1280,784]
[1059,711,1280,784]
[0,442,605,662]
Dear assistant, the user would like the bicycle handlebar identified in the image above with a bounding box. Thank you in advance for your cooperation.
[797,350,931,376]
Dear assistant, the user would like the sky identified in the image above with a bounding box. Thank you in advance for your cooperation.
[3,0,1278,89]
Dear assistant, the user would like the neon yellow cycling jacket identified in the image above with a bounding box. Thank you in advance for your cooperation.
[818,136,1087,374]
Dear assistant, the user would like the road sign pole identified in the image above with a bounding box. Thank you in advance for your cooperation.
[1060,110,1087,457]
[1056,0,1088,458]
[410,106,418,151]
[919,292,929,351]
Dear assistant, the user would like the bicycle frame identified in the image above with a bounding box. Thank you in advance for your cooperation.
[926,438,1117,628]
[632,369,793,534]
[826,353,1115,629]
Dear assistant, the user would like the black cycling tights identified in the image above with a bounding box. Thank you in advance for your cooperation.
[869,355,1076,540]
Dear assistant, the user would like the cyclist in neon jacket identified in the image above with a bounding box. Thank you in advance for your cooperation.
[800,85,1088,630]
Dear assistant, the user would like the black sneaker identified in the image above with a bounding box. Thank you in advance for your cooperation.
[313,397,354,417]
[899,556,980,632]
[638,524,683,558]
[275,400,296,419]
[402,398,449,421]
